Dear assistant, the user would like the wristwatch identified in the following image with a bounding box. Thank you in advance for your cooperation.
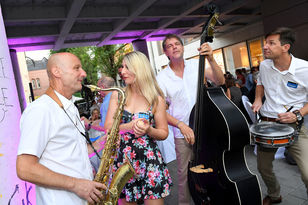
[293,110,303,122]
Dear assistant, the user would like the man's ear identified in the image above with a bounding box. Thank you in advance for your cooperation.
[282,43,291,53]
[50,66,61,78]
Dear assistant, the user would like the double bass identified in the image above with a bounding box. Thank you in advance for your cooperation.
[187,4,262,205]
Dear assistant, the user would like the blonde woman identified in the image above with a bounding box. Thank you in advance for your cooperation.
[105,51,172,205]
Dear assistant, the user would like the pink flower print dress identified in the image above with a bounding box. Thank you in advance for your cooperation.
[112,109,172,202]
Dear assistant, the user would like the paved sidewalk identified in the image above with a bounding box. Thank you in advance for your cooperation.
[245,145,308,205]
[164,145,308,205]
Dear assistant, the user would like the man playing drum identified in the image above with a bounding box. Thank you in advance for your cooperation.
[252,27,308,205]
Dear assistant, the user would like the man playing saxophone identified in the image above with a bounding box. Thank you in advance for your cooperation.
[16,53,106,205]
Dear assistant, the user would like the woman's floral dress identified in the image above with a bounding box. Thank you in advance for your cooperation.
[112,109,172,202]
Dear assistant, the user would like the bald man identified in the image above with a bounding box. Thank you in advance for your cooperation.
[16,53,106,205]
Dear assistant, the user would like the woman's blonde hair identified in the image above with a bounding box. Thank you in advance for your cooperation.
[123,51,164,113]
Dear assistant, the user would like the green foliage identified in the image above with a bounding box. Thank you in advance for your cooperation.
[91,44,132,82]
[73,91,82,98]
[50,44,132,85]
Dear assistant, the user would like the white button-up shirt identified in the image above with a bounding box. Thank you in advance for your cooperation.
[156,59,199,138]
[18,91,93,205]
[257,55,308,118]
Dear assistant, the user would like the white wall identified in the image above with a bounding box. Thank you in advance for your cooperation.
[0,5,36,204]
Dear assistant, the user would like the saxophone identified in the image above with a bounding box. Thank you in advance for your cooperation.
[85,85,135,205]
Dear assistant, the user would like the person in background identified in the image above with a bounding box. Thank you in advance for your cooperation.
[235,69,246,86]
[82,76,115,129]
[225,75,242,107]
[241,67,248,79]
[105,51,172,205]
[156,98,178,205]
[156,34,225,205]
[90,106,100,121]
[245,66,258,92]
[16,52,106,205]
[97,76,115,127]
[252,27,308,205]
[247,70,260,103]
[86,106,103,143]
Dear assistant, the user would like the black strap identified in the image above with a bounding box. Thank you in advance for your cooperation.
[45,87,101,159]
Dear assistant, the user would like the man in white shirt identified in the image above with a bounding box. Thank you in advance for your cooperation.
[17,53,106,205]
[156,34,225,205]
[252,27,308,205]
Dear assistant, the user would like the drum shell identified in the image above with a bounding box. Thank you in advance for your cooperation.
[250,122,297,148]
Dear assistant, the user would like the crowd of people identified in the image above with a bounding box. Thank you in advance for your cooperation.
[224,66,260,106]
[16,27,308,205]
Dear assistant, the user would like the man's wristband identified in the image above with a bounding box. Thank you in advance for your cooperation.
[293,110,303,122]
[176,121,183,128]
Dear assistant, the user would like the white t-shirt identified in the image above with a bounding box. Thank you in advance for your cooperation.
[156,105,176,163]
[18,91,93,205]
[156,59,199,138]
[257,55,308,118]
[156,125,176,163]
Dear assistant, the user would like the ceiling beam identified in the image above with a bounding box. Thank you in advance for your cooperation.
[3,5,209,23]
[220,0,256,16]
[2,1,255,23]
[9,41,54,49]
[96,0,157,47]
[53,0,87,50]
[178,0,260,37]
[139,7,179,17]
[124,22,158,31]
[5,25,59,38]
[218,7,261,29]
[178,19,208,37]
[62,41,100,49]
[70,23,113,34]
[2,6,66,22]
[216,16,262,37]
[1,0,265,51]
[78,5,128,19]
[141,0,212,39]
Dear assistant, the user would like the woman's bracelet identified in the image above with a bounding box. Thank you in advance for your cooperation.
[88,121,93,129]
[176,120,183,128]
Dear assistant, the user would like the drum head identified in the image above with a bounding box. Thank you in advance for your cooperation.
[250,122,294,137]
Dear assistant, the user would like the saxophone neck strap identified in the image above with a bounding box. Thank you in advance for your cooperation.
[45,87,64,109]
[45,87,101,159]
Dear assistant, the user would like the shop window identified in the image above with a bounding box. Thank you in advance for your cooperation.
[223,42,249,75]
[205,49,225,73]
[248,38,264,67]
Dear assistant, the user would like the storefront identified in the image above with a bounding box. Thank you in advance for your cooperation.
[150,35,265,76]
[205,37,264,75]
